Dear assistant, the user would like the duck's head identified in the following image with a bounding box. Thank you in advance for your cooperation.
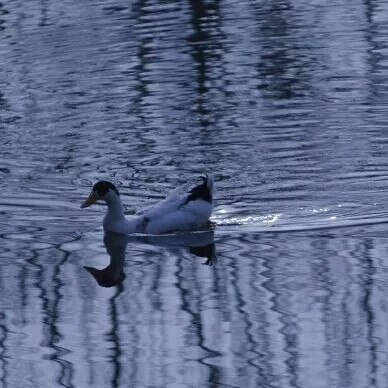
[80,181,120,208]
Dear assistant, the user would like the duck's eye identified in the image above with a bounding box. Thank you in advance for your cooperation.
[96,187,107,196]
[93,182,109,197]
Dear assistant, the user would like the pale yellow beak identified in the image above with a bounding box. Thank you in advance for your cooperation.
[80,191,98,208]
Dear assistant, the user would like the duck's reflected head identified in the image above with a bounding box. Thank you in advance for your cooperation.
[84,265,125,288]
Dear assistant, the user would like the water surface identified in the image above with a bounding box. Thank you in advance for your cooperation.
[1,0,388,387]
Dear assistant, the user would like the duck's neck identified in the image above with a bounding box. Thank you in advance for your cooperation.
[105,195,125,220]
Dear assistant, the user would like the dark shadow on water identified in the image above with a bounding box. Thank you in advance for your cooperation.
[24,240,76,388]
[0,2,8,32]
[107,278,124,387]
[174,244,222,388]
[187,0,223,127]
[251,0,314,102]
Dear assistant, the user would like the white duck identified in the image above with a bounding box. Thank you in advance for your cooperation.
[80,174,214,235]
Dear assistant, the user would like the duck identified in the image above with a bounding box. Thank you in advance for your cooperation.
[80,174,214,235]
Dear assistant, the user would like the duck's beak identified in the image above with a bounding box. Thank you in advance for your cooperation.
[80,191,98,208]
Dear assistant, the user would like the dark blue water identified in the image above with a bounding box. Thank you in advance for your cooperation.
[1,0,388,387]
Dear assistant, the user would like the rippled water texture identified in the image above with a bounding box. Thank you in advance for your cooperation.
[1,0,388,387]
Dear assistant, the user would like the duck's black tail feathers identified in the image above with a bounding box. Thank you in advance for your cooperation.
[185,174,213,204]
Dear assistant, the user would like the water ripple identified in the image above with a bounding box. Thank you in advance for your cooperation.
[1,0,388,386]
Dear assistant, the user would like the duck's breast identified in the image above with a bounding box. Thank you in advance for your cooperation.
[103,214,142,234]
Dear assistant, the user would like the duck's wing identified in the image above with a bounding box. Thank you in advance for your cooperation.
[135,174,213,220]
[135,191,189,219]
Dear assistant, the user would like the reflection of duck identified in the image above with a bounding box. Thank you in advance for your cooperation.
[85,230,217,287]
[135,231,217,265]
[81,175,214,235]
[84,232,127,287]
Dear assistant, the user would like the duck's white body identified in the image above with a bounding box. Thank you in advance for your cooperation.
[82,175,214,235]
